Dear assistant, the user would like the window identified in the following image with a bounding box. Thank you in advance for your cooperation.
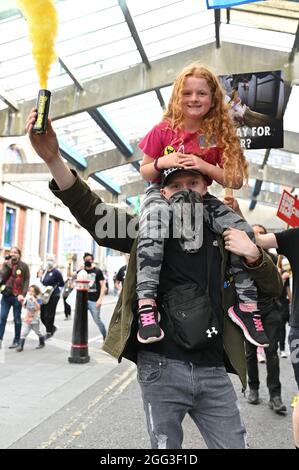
[3,206,16,248]
[1,144,24,163]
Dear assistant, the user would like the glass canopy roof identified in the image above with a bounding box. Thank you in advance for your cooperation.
[0,0,298,199]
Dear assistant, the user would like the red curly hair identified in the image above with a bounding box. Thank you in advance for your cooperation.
[163,63,248,187]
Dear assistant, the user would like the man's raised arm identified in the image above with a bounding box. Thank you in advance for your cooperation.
[26,110,136,253]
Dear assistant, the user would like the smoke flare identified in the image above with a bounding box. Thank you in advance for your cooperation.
[18,0,58,89]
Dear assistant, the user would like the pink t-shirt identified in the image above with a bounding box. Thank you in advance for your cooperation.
[138,121,223,186]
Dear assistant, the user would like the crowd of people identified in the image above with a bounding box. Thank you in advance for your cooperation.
[1,60,297,450]
[0,250,120,351]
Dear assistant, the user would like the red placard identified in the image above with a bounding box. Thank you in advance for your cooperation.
[277,190,299,227]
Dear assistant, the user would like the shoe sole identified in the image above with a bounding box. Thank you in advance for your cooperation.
[268,402,287,415]
[137,329,165,344]
[228,307,269,348]
[248,399,260,405]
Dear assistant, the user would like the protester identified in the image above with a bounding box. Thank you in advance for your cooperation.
[25,109,282,448]
[243,224,287,415]
[0,247,30,348]
[40,260,64,339]
[62,277,74,320]
[16,285,45,351]
[136,62,268,348]
[227,226,299,448]
[114,266,127,291]
[79,253,107,341]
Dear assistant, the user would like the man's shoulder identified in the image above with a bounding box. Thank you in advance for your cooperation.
[95,267,104,276]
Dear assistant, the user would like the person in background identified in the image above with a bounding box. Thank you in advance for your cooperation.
[0,247,30,349]
[252,227,299,449]
[103,270,109,295]
[115,255,129,292]
[277,266,292,358]
[16,285,45,351]
[224,216,287,415]
[113,272,119,296]
[79,253,107,341]
[40,260,64,339]
[62,277,74,320]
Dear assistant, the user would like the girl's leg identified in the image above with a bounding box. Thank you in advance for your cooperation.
[203,193,269,347]
[136,185,170,343]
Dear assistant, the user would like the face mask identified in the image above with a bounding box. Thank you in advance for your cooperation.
[46,261,54,269]
[168,189,203,253]
[84,260,92,268]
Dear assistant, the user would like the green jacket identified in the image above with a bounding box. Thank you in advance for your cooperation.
[50,172,282,390]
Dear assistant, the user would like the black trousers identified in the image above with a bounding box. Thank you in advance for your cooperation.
[246,305,282,398]
[63,298,71,318]
[278,304,290,351]
[41,294,60,334]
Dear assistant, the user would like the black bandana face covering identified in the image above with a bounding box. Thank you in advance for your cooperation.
[168,189,203,253]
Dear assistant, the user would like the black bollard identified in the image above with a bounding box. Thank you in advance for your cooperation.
[68,270,90,364]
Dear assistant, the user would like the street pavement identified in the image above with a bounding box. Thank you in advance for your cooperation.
[0,295,297,449]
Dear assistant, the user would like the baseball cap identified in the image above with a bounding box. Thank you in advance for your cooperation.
[161,167,206,187]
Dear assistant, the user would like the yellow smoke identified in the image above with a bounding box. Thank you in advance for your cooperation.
[18,0,58,89]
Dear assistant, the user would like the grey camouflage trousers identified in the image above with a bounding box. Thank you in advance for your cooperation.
[136,185,257,304]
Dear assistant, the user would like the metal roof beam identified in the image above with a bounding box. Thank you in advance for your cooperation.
[118,0,150,70]
[249,162,299,188]
[290,21,299,63]
[91,172,121,195]
[1,154,298,188]
[249,148,271,211]
[0,85,19,112]
[214,8,221,49]
[84,143,142,177]
[285,130,299,153]
[0,42,294,136]
[58,138,87,170]
[1,162,50,182]
[58,56,84,91]
[116,180,281,207]
[88,108,133,157]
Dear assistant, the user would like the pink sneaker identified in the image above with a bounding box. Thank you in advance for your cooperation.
[137,304,164,344]
[228,303,269,347]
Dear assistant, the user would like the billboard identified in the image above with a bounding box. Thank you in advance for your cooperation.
[219,70,287,149]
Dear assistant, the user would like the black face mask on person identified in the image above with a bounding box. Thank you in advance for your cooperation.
[168,189,203,253]
[84,260,92,268]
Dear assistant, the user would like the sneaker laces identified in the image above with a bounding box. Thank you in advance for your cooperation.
[253,315,264,332]
[140,311,157,327]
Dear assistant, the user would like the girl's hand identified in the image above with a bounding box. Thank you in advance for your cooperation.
[158,152,185,169]
[178,154,206,172]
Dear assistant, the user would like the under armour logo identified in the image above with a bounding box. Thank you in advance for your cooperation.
[206,327,218,338]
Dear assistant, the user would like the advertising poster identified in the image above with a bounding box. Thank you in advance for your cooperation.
[219,70,288,149]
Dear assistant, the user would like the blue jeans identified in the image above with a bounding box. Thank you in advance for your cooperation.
[289,327,299,390]
[0,295,22,343]
[87,300,106,339]
[137,351,247,449]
